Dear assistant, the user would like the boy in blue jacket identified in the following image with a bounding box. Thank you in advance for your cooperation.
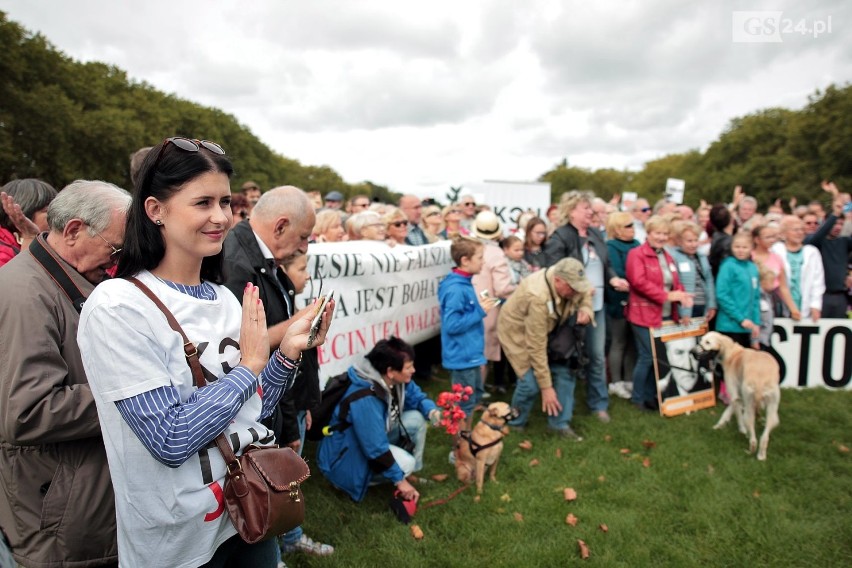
[438,237,499,427]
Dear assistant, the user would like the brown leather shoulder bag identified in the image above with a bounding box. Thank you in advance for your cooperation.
[127,277,309,543]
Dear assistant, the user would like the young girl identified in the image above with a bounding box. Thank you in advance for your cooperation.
[77,137,333,568]
[523,216,549,268]
[715,231,761,349]
[500,235,534,284]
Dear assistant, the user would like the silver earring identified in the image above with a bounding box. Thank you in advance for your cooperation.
[155,220,163,226]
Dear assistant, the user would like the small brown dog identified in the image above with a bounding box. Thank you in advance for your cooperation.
[691,332,781,460]
[454,401,519,493]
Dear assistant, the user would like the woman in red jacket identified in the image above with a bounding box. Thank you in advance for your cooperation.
[625,216,693,411]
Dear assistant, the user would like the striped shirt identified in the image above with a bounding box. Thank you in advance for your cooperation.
[114,279,297,467]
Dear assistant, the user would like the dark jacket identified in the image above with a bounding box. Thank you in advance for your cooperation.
[0,236,117,567]
[708,231,732,279]
[543,223,619,284]
[222,220,319,445]
[605,238,640,319]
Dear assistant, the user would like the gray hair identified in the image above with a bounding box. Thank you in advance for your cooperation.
[739,196,758,210]
[346,210,382,238]
[252,185,311,224]
[0,178,58,231]
[47,180,131,234]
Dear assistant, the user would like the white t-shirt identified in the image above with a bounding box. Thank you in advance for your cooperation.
[78,271,273,568]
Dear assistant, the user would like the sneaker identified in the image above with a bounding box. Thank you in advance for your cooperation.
[595,410,611,424]
[281,535,334,556]
[549,427,583,441]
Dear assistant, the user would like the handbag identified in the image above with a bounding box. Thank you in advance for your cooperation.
[545,267,582,364]
[127,277,309,544]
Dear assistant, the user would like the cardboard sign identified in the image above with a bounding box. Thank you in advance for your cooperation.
[665,178,685,204]
[651,320,715,417]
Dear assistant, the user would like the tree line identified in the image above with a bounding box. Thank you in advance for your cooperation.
[1,12,849,208]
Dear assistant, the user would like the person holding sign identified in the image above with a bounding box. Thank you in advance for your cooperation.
[625,216,693,412]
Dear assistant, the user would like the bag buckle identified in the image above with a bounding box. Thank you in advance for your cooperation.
[289,481,301,502]
[184,341,198,359]
[227,460,243,475]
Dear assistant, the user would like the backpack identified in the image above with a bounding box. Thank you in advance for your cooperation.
[306,372,380,441]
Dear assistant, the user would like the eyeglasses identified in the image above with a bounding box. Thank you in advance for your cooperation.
[623,223,634,228]
[426,211,441,218]
[153,137,226,171]
[640,207,652,213]
[365,222,385,229]
[804,221,819,225]
[353,202,371,208]
[92,229,122,259]
[462,202,476,207]
[389,221,408,228]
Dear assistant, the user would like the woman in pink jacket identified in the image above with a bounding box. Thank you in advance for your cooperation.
[625,216,692,411]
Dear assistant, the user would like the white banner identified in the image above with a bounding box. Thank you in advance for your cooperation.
[297,240,453,381]
[296,240,851,389]
[450,180,551,228]
[771,318,851,389]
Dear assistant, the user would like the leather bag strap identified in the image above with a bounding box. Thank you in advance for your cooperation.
[125,276,239,465]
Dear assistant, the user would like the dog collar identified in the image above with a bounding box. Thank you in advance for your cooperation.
[480,419,506,432]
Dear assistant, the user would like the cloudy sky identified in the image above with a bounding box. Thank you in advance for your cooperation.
[1,0,850,196]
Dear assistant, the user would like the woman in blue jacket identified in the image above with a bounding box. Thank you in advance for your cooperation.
[670,220,717,321]
[317,337,439,503]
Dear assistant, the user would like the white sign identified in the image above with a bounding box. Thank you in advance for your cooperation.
[448,180,551,228]
[665,178,685,204]
[770,318,851,389]
[297,240,453,382]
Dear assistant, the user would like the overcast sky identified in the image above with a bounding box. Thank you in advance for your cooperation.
[2,0,850,196]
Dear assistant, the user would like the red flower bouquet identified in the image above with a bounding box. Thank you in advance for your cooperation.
[436,384,473,435]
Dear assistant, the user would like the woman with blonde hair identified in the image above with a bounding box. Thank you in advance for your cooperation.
[346,210,386,241]
[419,204,443,242]
[312,209,346,243]
[383,206,409,246]
[605,211,640,400]
[440,204,467,239]
[751,223,800,320]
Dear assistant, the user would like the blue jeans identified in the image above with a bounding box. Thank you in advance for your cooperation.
[451,367,482,420]
[201,534,278,568]
[388,410,428,471]
[509,364,577,430]
[631,324,656,405]
[583,309,609,412]
[280,411,308,548]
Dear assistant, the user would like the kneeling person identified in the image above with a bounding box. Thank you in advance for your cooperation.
[317,337,440,502]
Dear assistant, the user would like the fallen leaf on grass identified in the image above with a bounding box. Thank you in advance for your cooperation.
[474,495,481,503]
[564,488,577,501]
[529,458,540,467]
[410,524,424,540]
[599,523,609,533]
[752,490,761,498]
[555,447,563,458]
[642,439,657,449]
[707,464,715,475]
[565,513,578,526]
[500,493,511,502]
[513,512,524,522]
[597,475,606,482]
[838,444,850,453]
[430,474,448,482]
[518,440,533,450]
[620,448,631,455]
[578,539,590,559]
[642,457,651,468]
[604,434,613,442]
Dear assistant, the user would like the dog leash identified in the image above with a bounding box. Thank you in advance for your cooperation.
[419,485,470,510]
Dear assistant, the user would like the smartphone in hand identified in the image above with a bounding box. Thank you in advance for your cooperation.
[308,290,334,347]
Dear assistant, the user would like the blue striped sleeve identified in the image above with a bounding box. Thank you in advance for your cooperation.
[257,351,298,420]
[114,365,259,468]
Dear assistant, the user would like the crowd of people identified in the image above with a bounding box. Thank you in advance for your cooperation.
[0,141,850,568]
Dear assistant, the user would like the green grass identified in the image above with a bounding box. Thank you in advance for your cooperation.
[288,378,852,567]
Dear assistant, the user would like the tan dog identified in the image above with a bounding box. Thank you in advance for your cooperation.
[691,332,781,460]
[455,402,519,493]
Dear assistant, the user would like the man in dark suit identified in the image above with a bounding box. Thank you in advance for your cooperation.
[222,186,334,559]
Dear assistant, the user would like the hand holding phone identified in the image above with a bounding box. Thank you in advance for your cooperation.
[308,290,334,347]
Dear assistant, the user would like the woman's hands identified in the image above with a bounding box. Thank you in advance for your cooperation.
[668,290,694,307]
[395,478,419,502]
[0,191,40,248]
[240,283,271,375]
[279,297,336,359]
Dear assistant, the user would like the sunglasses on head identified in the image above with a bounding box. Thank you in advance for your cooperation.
[640,207,652,213]
[623,223,634,228]
[462,202,476,206]
[153,137,226,169]
[390,221,408,228]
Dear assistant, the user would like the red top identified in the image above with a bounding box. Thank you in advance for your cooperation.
[625,241,684,328]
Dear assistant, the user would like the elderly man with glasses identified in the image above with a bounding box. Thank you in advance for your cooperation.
[458,194,478,232]
[0,180,131,568]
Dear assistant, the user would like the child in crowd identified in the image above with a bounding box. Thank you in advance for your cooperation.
[500,235,534,284]
[757,263,776,350]
[438,238,498,428]
[715,231,761,402]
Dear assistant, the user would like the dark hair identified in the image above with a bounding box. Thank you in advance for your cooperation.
[499,235,522,250]
[366,336,415,375]
[708,204,731,234]
[0,178,58,231]
[116,138,234,283]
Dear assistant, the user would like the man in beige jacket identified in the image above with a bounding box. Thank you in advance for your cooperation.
[498,258,594,440]
[0,180,130,567]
